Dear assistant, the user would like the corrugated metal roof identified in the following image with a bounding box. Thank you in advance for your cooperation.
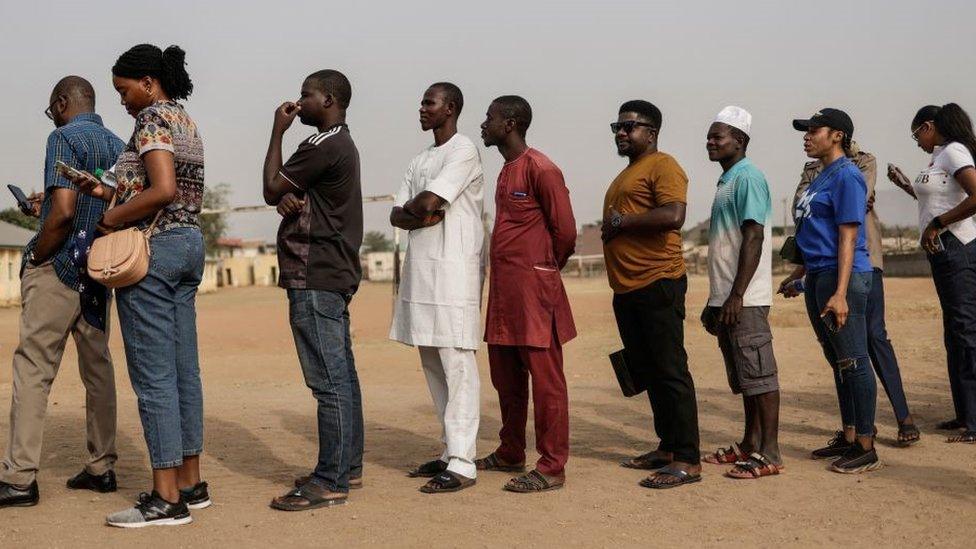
[0,220,34,248]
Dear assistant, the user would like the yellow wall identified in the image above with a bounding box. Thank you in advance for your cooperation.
[217,255,279,288]
[200,259,219,294]
[0,248,24,306]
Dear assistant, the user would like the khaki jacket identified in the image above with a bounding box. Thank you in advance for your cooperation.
[794,142,883,270]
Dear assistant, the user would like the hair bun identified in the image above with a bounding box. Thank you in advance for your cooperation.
[162,45,186,67]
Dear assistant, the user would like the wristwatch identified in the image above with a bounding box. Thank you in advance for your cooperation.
[27,251,39,266]
[610,211,623,228]
[932,215,945,230]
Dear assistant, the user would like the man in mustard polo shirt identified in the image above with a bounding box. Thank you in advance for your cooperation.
[603,100,701,489]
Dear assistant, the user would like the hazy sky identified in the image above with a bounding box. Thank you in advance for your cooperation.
[2,0,975,240]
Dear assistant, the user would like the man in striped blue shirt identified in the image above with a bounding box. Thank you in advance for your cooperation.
[0,76,125,508]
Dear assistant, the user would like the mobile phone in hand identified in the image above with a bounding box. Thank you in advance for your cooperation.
[822,312,839,333]
[7,184,32,215]
[54,160,98,184]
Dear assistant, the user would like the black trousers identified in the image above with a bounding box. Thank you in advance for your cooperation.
[612,276,700,464]
[929,232,976,432]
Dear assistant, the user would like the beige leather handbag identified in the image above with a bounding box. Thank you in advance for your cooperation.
[87,194,163,289]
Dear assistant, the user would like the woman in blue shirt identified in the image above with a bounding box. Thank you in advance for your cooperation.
[779,109,879,474]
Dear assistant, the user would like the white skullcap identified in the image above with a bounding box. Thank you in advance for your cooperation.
[714,106,752,136]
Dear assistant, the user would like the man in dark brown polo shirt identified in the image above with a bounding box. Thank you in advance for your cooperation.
[261,69,364,511]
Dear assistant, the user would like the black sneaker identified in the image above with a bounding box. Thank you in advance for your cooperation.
[179,481,212,510]
[830,441,882,474]
[811,431,853,460]
[66,469,117,493]
[0,480,38,508]
[106,491,192,528]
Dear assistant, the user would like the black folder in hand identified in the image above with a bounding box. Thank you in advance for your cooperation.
[609,349,645,397]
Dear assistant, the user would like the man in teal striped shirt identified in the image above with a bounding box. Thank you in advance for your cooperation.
[700,106,782,479]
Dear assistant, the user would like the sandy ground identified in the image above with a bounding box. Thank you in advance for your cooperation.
[0,275,974,548]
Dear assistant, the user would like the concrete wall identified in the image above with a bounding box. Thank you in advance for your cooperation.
[200,259,219,294]
[883,251,932,278]
[363,251,403,281]
[0,248,23,305]
[216,255,279,288]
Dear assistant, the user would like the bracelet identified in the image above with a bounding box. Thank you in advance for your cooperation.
[931,215,945,230]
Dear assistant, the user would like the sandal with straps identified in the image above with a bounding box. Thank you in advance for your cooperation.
[407,459,448,478]
[702,442,747,465]
[503,470,565,493]
[946,430,976,444]
[897,423,921,447]
[294,474,363,489]
[419,471,476,493]
[725,453,784,480]
[475,452,526,473]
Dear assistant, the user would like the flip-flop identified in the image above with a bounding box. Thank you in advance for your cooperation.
[419,471,476,493]
[639,467,702,490]
[620,451,670,470]
[269,484,347,511]
[725,453,784,480]
[703,442,747,465]
[936,419,964,431]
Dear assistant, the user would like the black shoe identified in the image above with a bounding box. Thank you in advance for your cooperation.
[0,480,39,508]
[179,481,212,510]
[830,441,882,474]
[66,469,117,493]
[106,491,192,528]
[811,431,853,460]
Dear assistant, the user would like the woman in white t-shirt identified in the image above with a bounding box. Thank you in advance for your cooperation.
[888,103,976,443]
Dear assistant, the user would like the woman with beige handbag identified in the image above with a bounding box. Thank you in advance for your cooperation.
[71,44,209,528]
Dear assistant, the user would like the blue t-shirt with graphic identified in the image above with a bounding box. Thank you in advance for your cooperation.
[794,156,872,273]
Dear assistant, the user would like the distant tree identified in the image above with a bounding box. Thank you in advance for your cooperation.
[0,208,39,232]
[362,230,393,253]
[200,183,230,256]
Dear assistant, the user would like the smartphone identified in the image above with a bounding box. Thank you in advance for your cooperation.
[7,184,32,215]
[822,312,839,333]
[54,160,98,184]
[933,232,946,253]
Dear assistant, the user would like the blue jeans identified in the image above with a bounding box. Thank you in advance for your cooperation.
[865,268,911,423]
[116,227,205,469]
[287,289,364,493]
[929,232,976,432]
[804,269,877,437]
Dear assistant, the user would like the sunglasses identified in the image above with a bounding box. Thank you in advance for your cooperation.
[611,120,656,134]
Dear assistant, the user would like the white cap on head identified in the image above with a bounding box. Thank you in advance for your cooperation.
[714,105,752,136]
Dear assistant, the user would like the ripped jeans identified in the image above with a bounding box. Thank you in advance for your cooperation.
[804,269,876,437]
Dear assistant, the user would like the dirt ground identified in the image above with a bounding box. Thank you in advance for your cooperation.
[0,275,974,548]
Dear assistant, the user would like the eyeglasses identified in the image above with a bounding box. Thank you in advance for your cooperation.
[43,97,62,121]
[611,120,656,134]
[911,123,926,142]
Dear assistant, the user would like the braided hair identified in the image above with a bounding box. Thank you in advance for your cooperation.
[913,103,976,161]
[112,44,193,100]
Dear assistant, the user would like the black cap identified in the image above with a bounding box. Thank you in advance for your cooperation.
[792,108,854,137]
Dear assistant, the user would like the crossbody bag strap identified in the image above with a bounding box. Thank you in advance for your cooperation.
[144,208,164,236]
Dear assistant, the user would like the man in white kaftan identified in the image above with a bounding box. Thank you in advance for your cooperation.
[389,83,485,491]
